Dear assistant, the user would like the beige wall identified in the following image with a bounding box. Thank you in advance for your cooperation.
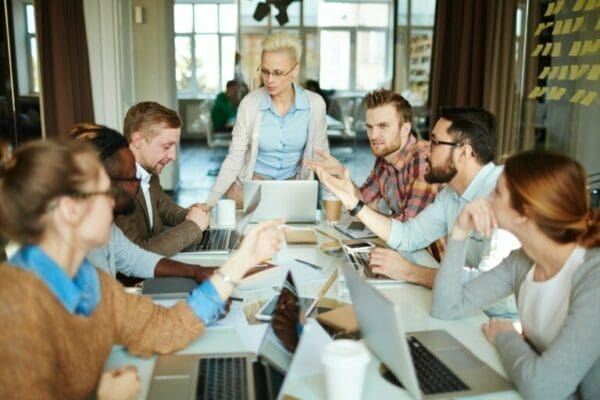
[131,0,177,109]
[131,0,179,189]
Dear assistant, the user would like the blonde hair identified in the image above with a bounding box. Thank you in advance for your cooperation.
[261,31,302,63]
[123,102,181,142]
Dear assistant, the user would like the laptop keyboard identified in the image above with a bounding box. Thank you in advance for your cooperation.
[200,229,230,250]
[407,336,470,394]
[350,251,380,279]
[196,357,248,400]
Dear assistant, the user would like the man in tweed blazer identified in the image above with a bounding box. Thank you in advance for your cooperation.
[115,102,210,256]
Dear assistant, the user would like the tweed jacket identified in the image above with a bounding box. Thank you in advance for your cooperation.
[115,174,203,256]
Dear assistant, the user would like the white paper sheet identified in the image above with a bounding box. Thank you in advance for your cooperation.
[236,323,269,354]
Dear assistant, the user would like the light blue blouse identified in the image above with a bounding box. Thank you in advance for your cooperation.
[254,83,310,180]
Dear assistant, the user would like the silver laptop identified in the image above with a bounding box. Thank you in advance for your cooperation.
[182,186,261,255]
[342,263,513,399]
[147,271,311,400]
[243,180,318,223]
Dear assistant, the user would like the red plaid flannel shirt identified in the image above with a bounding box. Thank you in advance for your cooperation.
[359,135,446,261]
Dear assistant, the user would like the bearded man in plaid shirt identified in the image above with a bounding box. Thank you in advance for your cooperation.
[305,89,445,282]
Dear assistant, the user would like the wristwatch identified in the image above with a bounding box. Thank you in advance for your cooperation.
[349,200,365,217]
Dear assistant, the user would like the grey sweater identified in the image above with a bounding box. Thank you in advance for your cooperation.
[431,239,600,400]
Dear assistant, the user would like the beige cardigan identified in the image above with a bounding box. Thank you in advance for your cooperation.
[206,86,329,206]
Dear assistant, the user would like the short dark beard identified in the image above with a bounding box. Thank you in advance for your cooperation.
[425,163,457,183]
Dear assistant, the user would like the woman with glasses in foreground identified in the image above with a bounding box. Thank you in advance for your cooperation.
[202,30,329,210]
[431,150,600,399]
[0,139,284,399]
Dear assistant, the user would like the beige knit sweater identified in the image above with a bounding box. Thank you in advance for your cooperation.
[0,263,205,399]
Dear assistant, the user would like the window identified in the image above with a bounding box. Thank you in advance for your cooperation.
[24,4,38,94]
[238,0,394,92]
[395,0,436,106]
[174,1,236,95]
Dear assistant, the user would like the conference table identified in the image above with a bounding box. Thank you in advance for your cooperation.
[104,212,521,399]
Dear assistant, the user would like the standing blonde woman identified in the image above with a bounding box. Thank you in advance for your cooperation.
[431,150,600,399]
[203,31,329,209]
[0,139,283,399]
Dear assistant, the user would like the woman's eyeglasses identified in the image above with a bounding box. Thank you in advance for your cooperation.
[69,187,122,199]
[257,63,298,79]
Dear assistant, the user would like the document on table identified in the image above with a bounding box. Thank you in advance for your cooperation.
[237,323,269,353]
[209,302,248,328]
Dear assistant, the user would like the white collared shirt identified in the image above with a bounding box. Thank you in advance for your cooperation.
[136,163,153,229]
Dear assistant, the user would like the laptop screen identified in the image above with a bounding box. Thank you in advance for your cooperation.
[235,185,262,236]
[269,271,305,353]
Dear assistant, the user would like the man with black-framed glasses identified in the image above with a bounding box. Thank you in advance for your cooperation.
[315,107,520,299]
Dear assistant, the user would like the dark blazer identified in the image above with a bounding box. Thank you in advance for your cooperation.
[115,174,203,256]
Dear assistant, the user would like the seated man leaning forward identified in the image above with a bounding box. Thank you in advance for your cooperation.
[115,101,210,256]
[315,107,520,289]
[305,89,444,262]
[67,123,216,282]
[201,31,329,210]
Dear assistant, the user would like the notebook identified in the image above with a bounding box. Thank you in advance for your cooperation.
[147,270,313,400]
[181,186,261,255]
[342,263,513,399]
[243,180,318,223]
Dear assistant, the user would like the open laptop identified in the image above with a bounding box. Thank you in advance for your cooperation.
[147,271,311,400]
[342,263,513,399]
[243,180,318,223]
[182,186,261,255]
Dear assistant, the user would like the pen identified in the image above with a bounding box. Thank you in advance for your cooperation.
[230,296,244,302]
[294,258,323,271]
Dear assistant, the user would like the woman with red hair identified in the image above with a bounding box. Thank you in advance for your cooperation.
[431,150,600,399]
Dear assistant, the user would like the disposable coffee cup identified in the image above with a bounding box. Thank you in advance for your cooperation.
[321,191,342,223]
[321,339,370,400]
[217,199,236,227]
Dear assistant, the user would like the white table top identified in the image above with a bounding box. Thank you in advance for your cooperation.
[105,220,521,399]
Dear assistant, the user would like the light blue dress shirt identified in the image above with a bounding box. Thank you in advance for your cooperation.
[10,245,101,316]
[254,83,310,180]
[387,163,504,269]
[87,224,162,278]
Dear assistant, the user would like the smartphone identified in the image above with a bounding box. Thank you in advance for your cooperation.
[343,241,375,252]
[255,293,318,322]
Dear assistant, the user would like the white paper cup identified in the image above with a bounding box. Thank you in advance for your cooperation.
[321,339,370,400]
[217,199,236,227]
